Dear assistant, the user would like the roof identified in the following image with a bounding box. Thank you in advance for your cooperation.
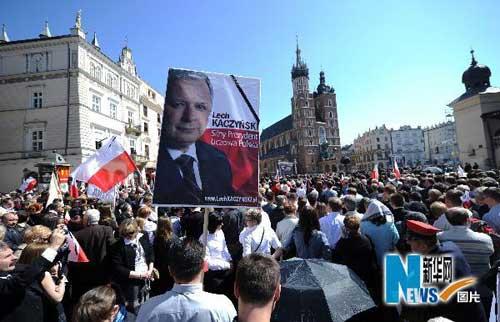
[448,86,500,106]
[0,34,75,47]
[261,115,293,141]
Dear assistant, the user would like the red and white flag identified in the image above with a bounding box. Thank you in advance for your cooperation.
[393,160,401,179]
[67,231,89,263]
[71,137,137,192]
[69,182,79,198]
[370,163,379,181]
[20,176,37,193]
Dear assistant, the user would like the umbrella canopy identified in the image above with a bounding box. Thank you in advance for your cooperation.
[272,258,376,322]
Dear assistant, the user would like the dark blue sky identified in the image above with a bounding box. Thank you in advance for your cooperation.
[2,0,499,144]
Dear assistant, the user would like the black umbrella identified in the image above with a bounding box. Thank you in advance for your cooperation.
[272,258,376,322]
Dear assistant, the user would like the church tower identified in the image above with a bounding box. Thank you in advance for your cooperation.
[290,39,317,173]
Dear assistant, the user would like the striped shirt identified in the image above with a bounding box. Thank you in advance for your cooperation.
[437,226,494,277]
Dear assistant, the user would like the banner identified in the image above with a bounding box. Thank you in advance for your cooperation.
[87,184,116,202]
[153,68,260,207]
[278,161,295,176]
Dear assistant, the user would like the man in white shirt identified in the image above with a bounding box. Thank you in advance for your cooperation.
[239,209,282,259]
[137,238,236,322]
[319,197,345,249]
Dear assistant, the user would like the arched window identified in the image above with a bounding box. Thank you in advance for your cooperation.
[319,126,326,144]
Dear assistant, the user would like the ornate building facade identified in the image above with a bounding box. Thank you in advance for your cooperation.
[0,13,163,191]
[351,125,392,171]
[260,42,341,175]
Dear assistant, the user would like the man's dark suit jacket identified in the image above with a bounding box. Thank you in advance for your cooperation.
[153,141,234,205]
[70,225,115,300]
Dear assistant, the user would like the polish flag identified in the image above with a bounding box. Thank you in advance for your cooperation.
[20,176,37,193]
[393,160,401,179]
[69,182,79,198]
[67,231,89,263]
[370,163,379,181]
[71,137,137,192]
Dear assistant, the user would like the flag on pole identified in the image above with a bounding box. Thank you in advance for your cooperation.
[71,137,137,192]
[46,172,62,207]
[393,160,401,179]
[20,176,37,193]
[457,165,467,178]
[370,163,379,181]
[67,231,89,263]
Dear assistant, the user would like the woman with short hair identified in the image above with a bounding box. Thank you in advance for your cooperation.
[239,209,283,259]
[110,219,154,314]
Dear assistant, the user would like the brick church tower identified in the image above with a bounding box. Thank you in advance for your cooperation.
[290,40,340,173]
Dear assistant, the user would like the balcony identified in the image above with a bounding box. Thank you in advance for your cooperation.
[125,122,142,136]
[131,152,148,164]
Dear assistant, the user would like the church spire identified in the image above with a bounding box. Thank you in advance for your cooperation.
[0,24,9,43]
[296,35,302,66]
[39,21,52,38]
[291,36,309,80]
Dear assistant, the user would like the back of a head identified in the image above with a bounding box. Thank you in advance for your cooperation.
[236,253,280,306]
[328,197,343,212]
[445,189,463,207]
[484,187,500,203]
[445,207,470,226]
[73,285,118,322]
[409,192,422,202]
[207,212,223,234]
[168,238,205,283]
[307,190,319,204]
[86,208,101,225]
[390,193,405,208]
[430,201,447,219]
[343,195,357,212]
[275,195,287,207]
[18,242,48,265]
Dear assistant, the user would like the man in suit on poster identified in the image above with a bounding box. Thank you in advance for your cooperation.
[153,69,234,205]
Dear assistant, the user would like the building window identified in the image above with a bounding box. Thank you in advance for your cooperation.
[32,92,43,108]
[143,105,148,117]
[106,74,113,87]
[376,137,380,142]
[143,122,149,133]
[92,95,101,112]
[328,111,333,119]
[128,111,134,125]
[31,130,44,151]
[145,144,150,159]
[130,139,136,155]
[110,102,117,119]
[328,99,332,106]
[157,113,161,123]
[90,62,95,78]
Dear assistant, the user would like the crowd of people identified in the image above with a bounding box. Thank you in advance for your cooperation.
[1,165,500,322]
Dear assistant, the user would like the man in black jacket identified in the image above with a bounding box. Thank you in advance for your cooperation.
[0,229,66,318]
[153,69,234,206]
[71,208,115,301]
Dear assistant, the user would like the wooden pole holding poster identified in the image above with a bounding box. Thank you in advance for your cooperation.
[203,208,209,246]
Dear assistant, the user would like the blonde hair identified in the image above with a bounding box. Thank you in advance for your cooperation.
[23,225,51,244]
[119,218,139,238]
[137,206,152,219]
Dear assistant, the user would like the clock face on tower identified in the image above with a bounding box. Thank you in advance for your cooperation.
[31,53,44,72]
